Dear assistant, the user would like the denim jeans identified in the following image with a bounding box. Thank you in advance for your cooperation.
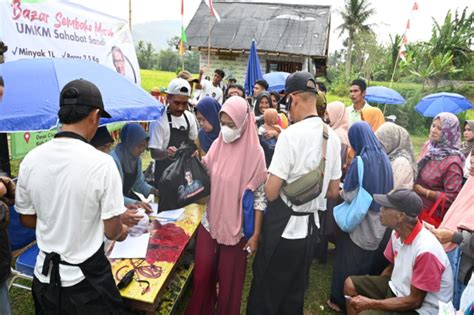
[0,280,11,315]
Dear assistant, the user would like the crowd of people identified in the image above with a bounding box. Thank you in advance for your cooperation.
[0,68,473,315]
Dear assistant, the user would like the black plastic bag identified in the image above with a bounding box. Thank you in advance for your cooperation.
[158,143,210,211]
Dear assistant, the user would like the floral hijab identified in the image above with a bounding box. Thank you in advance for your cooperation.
[418,112,464,171]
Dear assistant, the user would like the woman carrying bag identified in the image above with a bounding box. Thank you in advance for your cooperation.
[414,112,464,227]
[328,121,393,312]
[185,96,267,315]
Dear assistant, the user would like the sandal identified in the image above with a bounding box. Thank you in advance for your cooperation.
[326,299,342,313]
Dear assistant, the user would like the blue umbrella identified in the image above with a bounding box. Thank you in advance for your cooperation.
[244,40,264,96]
[0,58,164,132]
[415,92,473,117]
[365,86,405,105]
[263,72,290,92]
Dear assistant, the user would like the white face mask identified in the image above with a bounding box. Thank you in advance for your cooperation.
[221,125,242,143]
[220,109,249,143]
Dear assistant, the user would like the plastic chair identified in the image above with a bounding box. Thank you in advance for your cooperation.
[7,205,37,291]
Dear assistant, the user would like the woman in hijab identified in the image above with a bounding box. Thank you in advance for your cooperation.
[461,120,473,179]
[315,101,350,264]
[111,123,157,210]
[328,121,393,313]
[361,106,385,132]
[415,112,464,224]
[254,91,272,128]
[186,96,267,315]
[461,120,474,157]
[195,96,221,156]
[376,122,417,190]
[326,101,350,171]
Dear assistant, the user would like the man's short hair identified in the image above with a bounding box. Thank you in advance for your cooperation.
[255,79,269,90]
[0,76,4,87]
[58,106,96,124]
[215,69,225,78]
[226,84,246,98]
[351,79,367,92]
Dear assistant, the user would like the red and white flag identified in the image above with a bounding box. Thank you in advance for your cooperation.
[206,0,221,22]
[399,2,419,62]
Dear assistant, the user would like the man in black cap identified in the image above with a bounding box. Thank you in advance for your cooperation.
[15,79,129,314]
[247,71,342,314]
[344,189,453,315]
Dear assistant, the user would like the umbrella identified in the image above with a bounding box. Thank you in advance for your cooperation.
[415,92,473,117]
[244,39,264,96]
[0,58,164,132]
[263,72,290,92]
[365,86,405,105]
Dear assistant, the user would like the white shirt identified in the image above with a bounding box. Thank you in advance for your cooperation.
[200,79,223,105]
[385,224,453,314]
[348,101,371,125]
[148,108,198,152]
[15,138,126,287]
[269,117,342,239]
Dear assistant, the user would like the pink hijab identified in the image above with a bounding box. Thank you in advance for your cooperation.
[204,96,267,245]
[440,175,474,251]
[326,101,350,147]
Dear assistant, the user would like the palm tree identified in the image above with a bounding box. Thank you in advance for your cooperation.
[337,0,376,79]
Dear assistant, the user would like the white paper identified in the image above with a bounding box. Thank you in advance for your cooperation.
[150,203,159,215]
[155,208,185,223]
[109,233,150,259]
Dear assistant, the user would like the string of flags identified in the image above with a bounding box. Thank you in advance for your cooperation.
[399,1,419,61]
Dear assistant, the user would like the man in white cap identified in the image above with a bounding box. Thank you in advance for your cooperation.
[149,78,198,184]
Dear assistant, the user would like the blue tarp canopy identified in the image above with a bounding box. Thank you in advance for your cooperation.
[0,58,164,132]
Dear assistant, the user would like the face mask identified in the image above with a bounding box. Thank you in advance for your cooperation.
[220,109,249,143]
[221,125,241,143]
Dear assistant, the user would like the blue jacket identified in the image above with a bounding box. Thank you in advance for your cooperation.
[110,149,153,205]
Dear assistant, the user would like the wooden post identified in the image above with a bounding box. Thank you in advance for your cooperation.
[128,0,132,31]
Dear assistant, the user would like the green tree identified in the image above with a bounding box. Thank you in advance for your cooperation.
[429,8,473,71]
[337,0,376,79]
[157,49,180,71]
[136,40,158,70]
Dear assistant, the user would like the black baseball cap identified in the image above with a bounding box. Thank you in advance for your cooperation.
[374,189,423,217]
[60,79,111,118]
[284,71,317,96]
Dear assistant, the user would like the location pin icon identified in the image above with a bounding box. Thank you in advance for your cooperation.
[24,132,31,144]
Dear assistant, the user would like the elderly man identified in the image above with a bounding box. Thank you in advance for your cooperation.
[344,189,453,315]
[149,78,198,184]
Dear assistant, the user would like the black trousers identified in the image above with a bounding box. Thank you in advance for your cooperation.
[32,277,121,315]
[247,237,309,315]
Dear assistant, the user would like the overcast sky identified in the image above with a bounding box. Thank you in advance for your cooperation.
[72,0,472,52]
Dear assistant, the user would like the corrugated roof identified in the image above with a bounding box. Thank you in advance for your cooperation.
[185,1,331,57]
